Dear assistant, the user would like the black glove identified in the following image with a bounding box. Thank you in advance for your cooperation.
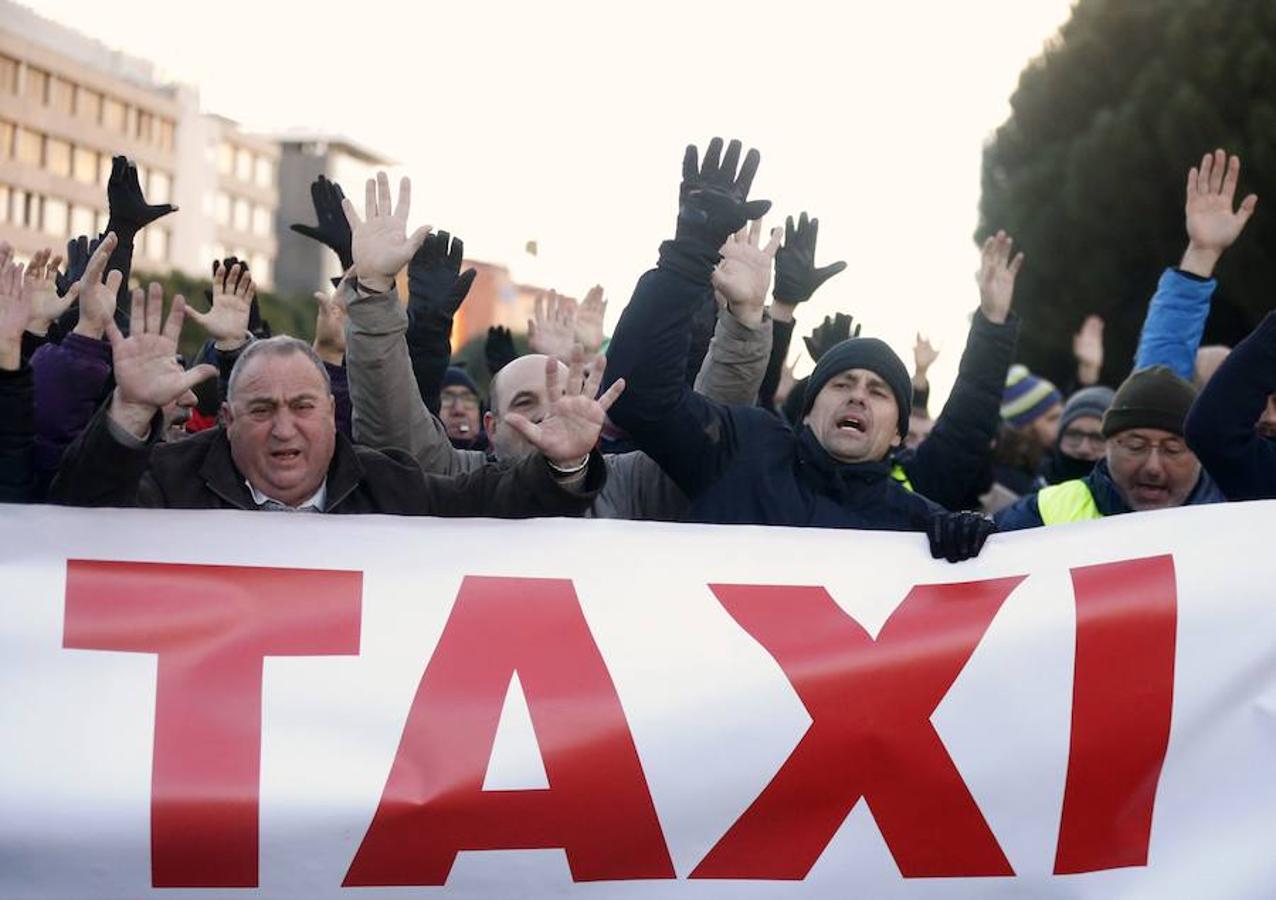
[803,312,861,362]
[407,230,477,317]
[660,137,771,281]
[105,155,176,235]
[56,234,99,296]
[486,326,517,376]
[773,212,847,305]
[289,175,354,283]
[926,512,996,563]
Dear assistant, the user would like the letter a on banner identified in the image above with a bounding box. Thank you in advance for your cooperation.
[62,560,363,888]
[693,577,1025,880]
[344,576,674,886]
[1054,555,1177,874]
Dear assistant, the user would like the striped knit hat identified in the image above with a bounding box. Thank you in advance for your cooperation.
[1001,365,1062,428]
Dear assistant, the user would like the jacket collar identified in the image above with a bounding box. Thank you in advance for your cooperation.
[197,428,367,511]
[796,425,894,500]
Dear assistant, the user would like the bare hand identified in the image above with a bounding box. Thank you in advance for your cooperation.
[343,171,431,292]
[976,230,1023,325]
[0,257,30,370]
[913,332,939,375]
[573,285,608,355]
[1182,149,1258,278]
[107,284,217,438]
[313,270,353,366]
[504,345,626,468]
[527,289,578,363]
[70,232,122,340]
[187,262,255,349]
[1072,314,1105,385]
[20,248,70,335]
[712,220,782,326]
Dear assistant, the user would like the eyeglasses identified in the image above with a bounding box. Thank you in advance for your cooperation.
[1060,428,1105,453]
[440,391,479,411]
[1111,436,1190,461]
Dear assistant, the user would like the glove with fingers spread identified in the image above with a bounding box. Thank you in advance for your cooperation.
[774,212,847,305]
[106,155,177,237]
[803,312,861,362]
[486,325,517,377]
[926,511,996,563]
[289,175,354,284]
[660,137,771,282]
[407,230,477,318]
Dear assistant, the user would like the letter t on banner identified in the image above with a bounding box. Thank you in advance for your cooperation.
[693,577,1025,880]
[62,560,362,889]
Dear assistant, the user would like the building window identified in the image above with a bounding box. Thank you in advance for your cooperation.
[24,67,49,104]
[0,56,17,95]
[158,118,175,151]
[72,146,98,183]
[217,142,234,175]
[70,204,96,238]
[136,110,153,143]
[45,138,71,177]
[0,185,9,224]
[49,77,74,114]
[77,87,102,124]
[252,204,271,236]
[235,148,253,183]
[145,227,168,262]
[0,120,12,160]
[15,128,41,166]
[123,104,136,138]
[42,197,69,237]
[11,189,33,227]
[254,156,273,188]
[250,254,270,287]
[214,191,230,226]
[148,170,171,205]
[95,209,109,234]
[232,197,250,232]
[102,97,125,132]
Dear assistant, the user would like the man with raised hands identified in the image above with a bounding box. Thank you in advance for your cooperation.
[600,137,995,562]
[50,174,616,517]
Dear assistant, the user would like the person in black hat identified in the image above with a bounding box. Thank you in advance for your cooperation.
[438,366,488,452]
[996,365,1225,529]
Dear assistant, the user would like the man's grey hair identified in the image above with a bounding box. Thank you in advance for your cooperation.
[226,336,332,401]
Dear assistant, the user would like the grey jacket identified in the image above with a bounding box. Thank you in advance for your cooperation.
[344,290,772,520]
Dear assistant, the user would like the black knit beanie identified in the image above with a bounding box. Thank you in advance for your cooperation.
[801,337,912,439]
[1102,365,1197,438]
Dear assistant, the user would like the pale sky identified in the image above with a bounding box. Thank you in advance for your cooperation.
[27,0,1076,403]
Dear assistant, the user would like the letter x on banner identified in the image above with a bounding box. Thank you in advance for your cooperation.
[1,503,1274,899]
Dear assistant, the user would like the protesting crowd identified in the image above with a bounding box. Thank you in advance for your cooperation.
[0,138,1272,562]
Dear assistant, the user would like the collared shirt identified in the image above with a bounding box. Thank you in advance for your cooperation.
[246,479,328,513]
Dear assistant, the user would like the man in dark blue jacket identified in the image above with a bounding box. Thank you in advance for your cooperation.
[602,137,994,562]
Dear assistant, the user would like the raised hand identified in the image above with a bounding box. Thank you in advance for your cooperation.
[573,285,608,354]
[527,289,578,362]
[15,248,69,335]
[342,171,431,293]
[486,325,518,376]
[976,230,1023,325]
[408,229,477,316]
[504,346,626,468]
[0,257,30,370]
[186,261,255,350]
[70,232,122,340]
[312,272,353,366]
[55,234,96,297]
[106,155,176,233]
[712,220,782,326]
[1072,314,1105,386]
[913,332,939,376]
[804,312,860,363]
[107,283,216,438]
[1182,149,1258,278]
[773,212,847,306]
[290,175,354,274]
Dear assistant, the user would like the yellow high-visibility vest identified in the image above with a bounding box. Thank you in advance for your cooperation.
[1035,479,1103,525]
[891,464,914,492]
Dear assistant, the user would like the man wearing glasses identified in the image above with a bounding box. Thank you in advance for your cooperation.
[996,366,1225,529]
[439,367,487,452]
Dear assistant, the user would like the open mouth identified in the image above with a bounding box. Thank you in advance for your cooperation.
[271,449,302,462]
[836,414,867,434]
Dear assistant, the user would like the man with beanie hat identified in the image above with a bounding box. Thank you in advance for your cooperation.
[1001,364,1064,450]
[438,366,487,451]
[996,365,1224,529]
[1038,385,1115,486]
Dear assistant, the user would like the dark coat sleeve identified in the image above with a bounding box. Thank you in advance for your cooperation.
[326,361,352,439]
[400,449,606,518]
[31,333,113,492]
[993,492,1043,531]
[902,310,1019,510]
[757,316,795,411]
[48,402,156,508]
[0,365,37,503]
[405,303,453,417]
[1184,310,1276,500]
[601,266,743,499]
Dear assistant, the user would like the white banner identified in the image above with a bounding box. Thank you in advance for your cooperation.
[1,502,1274,899]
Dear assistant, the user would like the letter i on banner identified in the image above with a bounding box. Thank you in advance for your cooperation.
[345,576,673,886]
[693,576,1025,880]
[1054,555,1177,874]
[62,560,363,889]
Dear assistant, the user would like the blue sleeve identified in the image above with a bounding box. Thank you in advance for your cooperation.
[994,493,1044,531]
[602,265,741,498]
[1184,311,1276,500]
[1134,268,1216,379]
